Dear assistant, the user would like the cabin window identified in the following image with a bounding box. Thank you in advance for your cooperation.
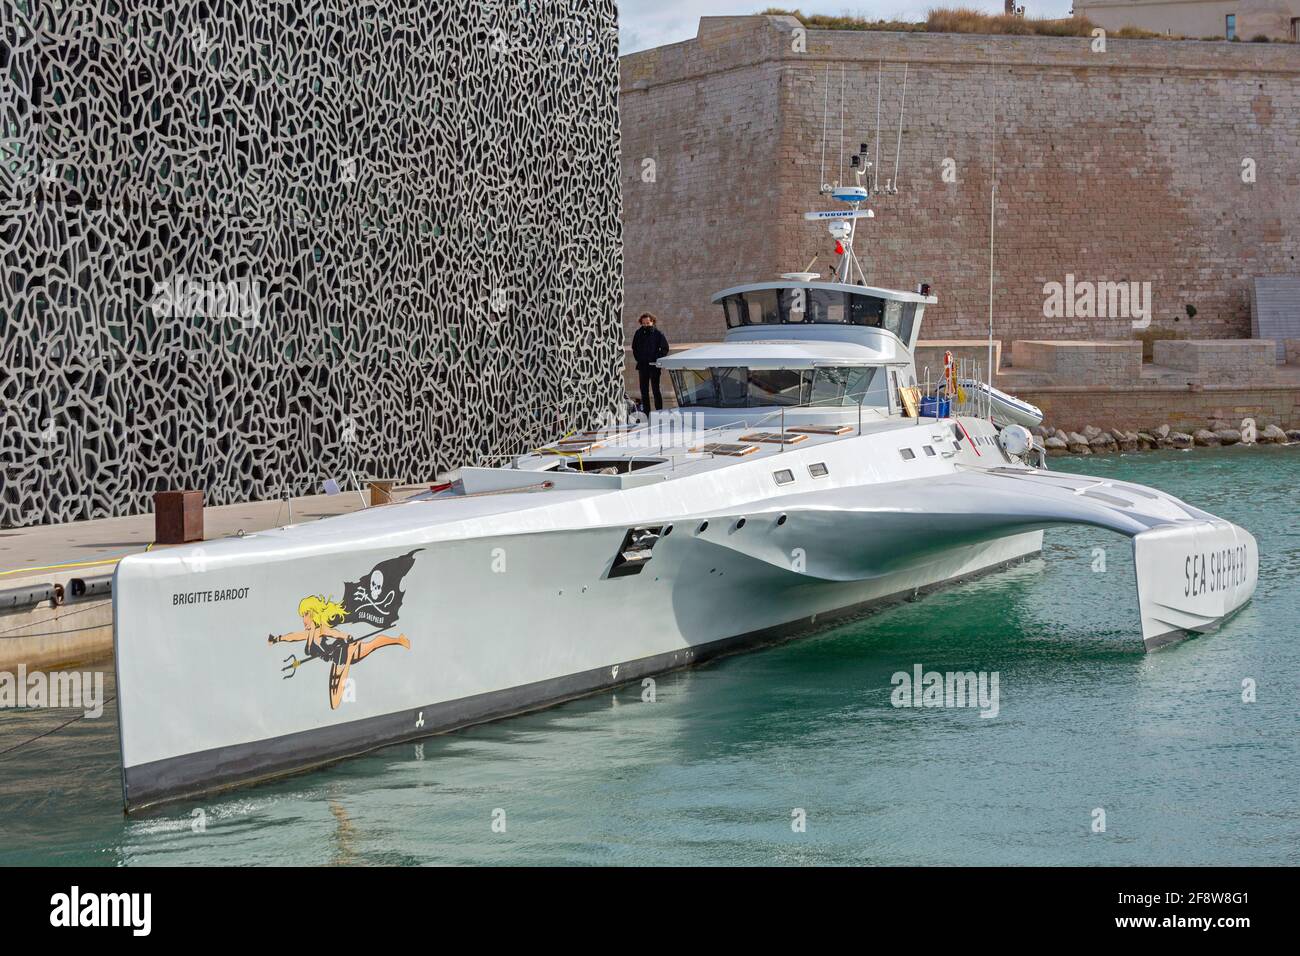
[672,368,719,407]
[882,300,904,338]
[714,367,748,406]
[923,445,936,457]
[898,303,919,344]
[806,366,878,407]
[847,294,883,326]
[773,469,795,485]
[747,369,806,406]
[804,288,846,324]
[808,462,829,477]
[722,290,781,327]
[899,448,916,461]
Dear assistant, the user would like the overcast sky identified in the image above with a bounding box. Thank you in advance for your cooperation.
[618,1,1078,54]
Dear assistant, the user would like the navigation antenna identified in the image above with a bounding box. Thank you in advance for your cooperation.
[873,60,883,193]
[987,63,998,416]
[885,63,907,195]
[818,63,830,194]
[805,141,874,286]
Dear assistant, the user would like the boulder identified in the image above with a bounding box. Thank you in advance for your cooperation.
[1082,425,1103,440]
[1044,435,1069,454]
[1031,425,1049,438]
[1119,431,1140,452]
[1066,432,1091,454]
[1259,424,1287,443]
[1153,424,1171,441]
[1287,430,1300,443]
[1137,432,1157,450]
[1169,431,1194,449]
[1194,429,1220,447]
[1054,428,1070,443]
[1216,428,1242,446]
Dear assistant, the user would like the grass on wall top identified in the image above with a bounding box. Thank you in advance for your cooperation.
[759,7,1179,40]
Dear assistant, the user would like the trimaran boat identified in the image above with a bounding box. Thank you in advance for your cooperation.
[113,158,1259,811]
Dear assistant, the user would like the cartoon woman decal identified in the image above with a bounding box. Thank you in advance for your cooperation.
[269,595,409,709]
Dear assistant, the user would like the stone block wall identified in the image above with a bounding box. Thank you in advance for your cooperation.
[1011,340,1144,385]
[1152,338,1279,382]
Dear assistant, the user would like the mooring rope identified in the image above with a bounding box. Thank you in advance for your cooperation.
[0,696,115,759]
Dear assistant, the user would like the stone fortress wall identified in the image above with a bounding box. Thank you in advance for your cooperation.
[619,15,1300,430]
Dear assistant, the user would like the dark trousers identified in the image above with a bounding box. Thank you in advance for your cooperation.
[638,366,663,415]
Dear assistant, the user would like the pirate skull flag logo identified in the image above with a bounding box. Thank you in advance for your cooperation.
[343,549,422,629]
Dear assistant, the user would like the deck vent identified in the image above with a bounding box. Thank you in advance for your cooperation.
[696,520,709,534]
[776,513,788,526]
[808,462,829,478]
[899,448,916,461]
[735,517,747,530]
[608,525,665,578]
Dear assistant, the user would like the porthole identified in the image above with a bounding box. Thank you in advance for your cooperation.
[696,520,709,534]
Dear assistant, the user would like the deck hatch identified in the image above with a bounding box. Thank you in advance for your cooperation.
[788,424,853,436]
[691,442,760,456]
[808,462,829,477]
[773,468,795,485]
[740,431,808,445]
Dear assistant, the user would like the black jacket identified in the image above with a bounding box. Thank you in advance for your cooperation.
[632,325,670,370]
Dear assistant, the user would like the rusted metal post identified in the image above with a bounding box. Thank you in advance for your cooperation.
[154,490,204,544]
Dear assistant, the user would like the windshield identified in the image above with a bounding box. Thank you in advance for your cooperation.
[669,366,883,408]
[721,289,917,339]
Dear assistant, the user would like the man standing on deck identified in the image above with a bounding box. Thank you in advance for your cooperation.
[632,312,670,418]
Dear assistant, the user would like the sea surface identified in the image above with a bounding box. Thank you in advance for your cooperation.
[1,445,1297,866]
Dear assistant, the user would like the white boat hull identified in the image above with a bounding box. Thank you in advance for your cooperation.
[113,415,1255,809]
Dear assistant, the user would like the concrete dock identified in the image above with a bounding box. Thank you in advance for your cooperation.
[0,488,421,670]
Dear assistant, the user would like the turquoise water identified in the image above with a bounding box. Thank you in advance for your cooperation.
[1,446,1297,866]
